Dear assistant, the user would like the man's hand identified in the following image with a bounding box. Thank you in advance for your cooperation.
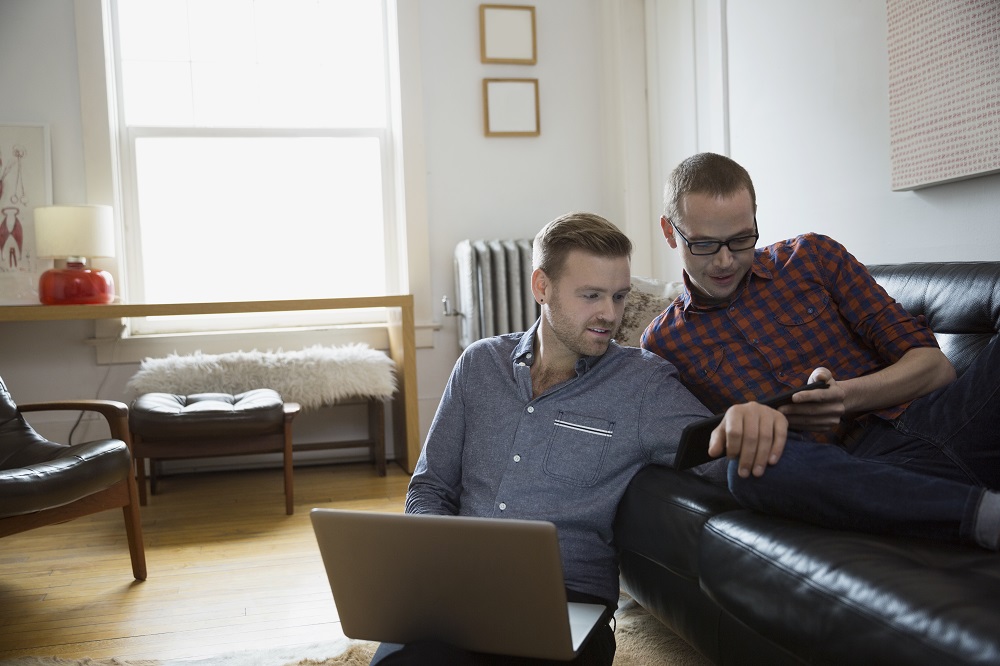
[708,402,789,478]
[779,368,846,431]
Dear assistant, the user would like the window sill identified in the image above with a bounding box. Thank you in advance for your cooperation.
[92,320,437,364]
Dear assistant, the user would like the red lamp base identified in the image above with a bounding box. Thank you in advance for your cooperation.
[39,264,115,305]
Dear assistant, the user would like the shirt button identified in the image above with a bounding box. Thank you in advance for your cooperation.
[527,406,535,413]
[526,352,532,358]
[513,455,521,462]
[499,502,507,511]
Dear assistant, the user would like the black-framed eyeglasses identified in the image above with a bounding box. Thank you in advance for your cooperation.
[672,219,759,256]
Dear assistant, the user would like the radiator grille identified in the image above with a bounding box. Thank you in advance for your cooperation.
[454,239,538,348]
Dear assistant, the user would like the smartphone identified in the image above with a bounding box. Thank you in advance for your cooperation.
[757,380,829,409]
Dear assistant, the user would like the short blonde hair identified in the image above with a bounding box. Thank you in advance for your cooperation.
[533,212,632,282]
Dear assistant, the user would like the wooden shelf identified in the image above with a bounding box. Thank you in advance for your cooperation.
[0,295,414,321]
[0,295,421,473]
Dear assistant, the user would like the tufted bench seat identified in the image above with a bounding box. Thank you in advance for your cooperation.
[129,390,300,515]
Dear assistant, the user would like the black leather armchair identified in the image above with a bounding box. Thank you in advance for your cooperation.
[0,375,146,580]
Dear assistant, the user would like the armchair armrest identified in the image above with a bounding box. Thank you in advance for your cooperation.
[19,400,131,443]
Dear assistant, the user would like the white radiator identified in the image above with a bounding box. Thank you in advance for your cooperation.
[453,239,538,348]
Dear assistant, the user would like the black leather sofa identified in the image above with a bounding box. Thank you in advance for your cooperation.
[615,262,1000,665]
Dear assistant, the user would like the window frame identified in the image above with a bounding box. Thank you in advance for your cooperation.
[73,0,431,357]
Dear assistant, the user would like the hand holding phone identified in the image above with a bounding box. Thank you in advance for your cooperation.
[674,381,829,470]
[758,381,829,409]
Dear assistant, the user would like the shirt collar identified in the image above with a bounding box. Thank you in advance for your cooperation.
[513,320,539,366]
[679,252,773,312]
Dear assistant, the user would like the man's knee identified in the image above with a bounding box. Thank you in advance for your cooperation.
[727,459,766,509]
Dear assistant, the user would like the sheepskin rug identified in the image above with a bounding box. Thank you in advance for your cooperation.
[126,344,396,410]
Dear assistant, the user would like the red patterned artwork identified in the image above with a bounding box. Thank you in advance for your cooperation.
[887,0,1000,190]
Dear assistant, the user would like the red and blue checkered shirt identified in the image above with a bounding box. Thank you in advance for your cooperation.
[640,233,939,443]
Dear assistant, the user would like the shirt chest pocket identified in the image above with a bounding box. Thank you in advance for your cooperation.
[770,288,830,327]
[543,412,614,487]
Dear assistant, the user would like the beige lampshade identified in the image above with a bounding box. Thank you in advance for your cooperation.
[34,205,116,259]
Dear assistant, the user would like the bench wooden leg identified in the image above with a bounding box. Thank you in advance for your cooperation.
[133,434,149,506]
[283,404,297,515]
[149,459,162,496]
[369,398,386,477]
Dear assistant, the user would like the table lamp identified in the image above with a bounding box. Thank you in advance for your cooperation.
[34,204,116,305]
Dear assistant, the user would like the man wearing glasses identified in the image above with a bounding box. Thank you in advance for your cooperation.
[641,151,1000,551]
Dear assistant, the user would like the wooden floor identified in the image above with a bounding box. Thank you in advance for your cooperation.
[0,462,410,661]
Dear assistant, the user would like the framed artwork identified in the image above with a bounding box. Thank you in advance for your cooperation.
[887,0,1000,190]
[0,123,52,304]
[483,78,540,137]
[480,4,537,65]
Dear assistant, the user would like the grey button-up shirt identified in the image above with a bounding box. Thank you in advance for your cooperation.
[406,320,715,603]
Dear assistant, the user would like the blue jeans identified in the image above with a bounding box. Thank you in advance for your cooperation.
[728,335,1000,545]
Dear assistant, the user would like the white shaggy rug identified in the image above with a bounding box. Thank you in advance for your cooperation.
[126,344,396,410]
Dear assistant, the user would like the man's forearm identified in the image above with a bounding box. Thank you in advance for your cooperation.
[841,347,956,415]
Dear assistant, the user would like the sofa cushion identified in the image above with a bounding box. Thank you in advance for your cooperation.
[699,510,1000,665]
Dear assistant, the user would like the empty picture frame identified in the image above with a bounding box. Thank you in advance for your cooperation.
[483,78,540,137]
[480,4,537,65]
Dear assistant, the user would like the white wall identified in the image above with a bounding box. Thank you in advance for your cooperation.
[0,0,127,435]
[417,0,617,420]
[649,0,1000,280]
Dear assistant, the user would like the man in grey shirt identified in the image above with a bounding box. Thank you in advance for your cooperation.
[370,212,786,665]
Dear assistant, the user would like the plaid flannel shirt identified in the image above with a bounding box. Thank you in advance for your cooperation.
[641,233,938,443]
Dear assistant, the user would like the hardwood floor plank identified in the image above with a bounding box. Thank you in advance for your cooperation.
[0,462,409,660]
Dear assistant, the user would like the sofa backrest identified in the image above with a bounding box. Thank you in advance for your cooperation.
[869,262,1000,376]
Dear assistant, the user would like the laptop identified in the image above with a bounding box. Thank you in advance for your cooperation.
[675,381,829,469]
[310,508,608,660]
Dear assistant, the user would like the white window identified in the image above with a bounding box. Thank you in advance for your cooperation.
[108,0,400,335]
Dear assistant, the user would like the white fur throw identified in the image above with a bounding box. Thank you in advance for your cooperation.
[126,344,396,410]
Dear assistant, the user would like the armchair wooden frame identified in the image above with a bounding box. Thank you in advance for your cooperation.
[0,400,147,581]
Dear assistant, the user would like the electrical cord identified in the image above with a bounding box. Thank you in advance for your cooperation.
[68,322,126,444]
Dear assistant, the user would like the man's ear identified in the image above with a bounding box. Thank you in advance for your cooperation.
[530,268,549,305]
[660,216,679,249]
